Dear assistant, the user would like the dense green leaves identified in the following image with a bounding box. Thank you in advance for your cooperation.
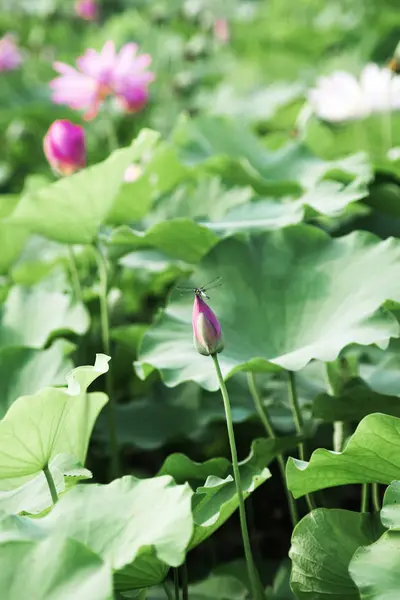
[0,536,113,600]
[0,354,109,489]
[348,481,400,599]
[290,509,383,599]
[137,226,400,390]
[159,438,296,549]
[286,413,400,498]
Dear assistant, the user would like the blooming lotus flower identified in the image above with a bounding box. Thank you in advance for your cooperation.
[0,35,22,72]
[112,43,154,112]
[192,294,224,356]
[75,0,98,20]
[49,41,154,120]
[309,63,400,123]
[43,120,86,176]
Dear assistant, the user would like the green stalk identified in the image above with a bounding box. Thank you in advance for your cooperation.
[43,464,58,505]
[247,372,298,527]
[212,354,263,600]
[68,245,83,303]
[361,484,369,513]
[104,116,118,154]
[372,483,381,513]
[163,582,174,600]
[92,244,120,479]
[173,569,180,600]
[181,563,189,600]
[287,371,315,512]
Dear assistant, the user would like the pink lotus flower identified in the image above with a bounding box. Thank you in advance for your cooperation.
[49,41,154,120]
[112,43,155,112]
[0,35,22,72]
[192,294,224,356]
[75,0,98,20]
[43,120,86,176]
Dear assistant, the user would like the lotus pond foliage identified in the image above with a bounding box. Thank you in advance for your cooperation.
[2,0,400,599]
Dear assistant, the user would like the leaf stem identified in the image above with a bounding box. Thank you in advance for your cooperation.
[163,581,174,600]
[361,483,369,513]
[247,372,298,527]
[372,483,381,513]
[173,569,180,600]
[67,245,83,303]
[181,562,189,600]
[212,354,262,600]
[43,464,58,505]
[287,370,315,512]
[92,244,120,479]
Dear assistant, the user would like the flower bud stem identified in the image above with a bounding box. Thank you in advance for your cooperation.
[211,354,263,600]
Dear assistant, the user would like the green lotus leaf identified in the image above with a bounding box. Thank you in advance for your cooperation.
[286,413,400,498]
[106,130,188,224]
[290,508,383,600]
[136,226,400,391]
[0,354,110,490]
[0,453,92,515]
[6,143,135,244]
[0,195,28,276]
[0,535,113,600]
[312,378,400,423]
[0,279,89,349]
[0,340,74,417]
[159,437,298,549]
[3,475,193,590]
[172,115,370,195]
[108,177,368,262]
[349,531,400,600]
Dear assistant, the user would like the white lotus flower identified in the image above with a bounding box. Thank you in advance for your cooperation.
[309,63,400,123]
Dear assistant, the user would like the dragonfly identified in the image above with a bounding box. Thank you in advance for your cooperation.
[176,275,222,300]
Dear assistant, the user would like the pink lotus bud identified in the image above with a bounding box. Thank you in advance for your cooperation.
[192,294,224,356]
[0,35,22,72]
[75,0,98,21]
[43,120,86,176]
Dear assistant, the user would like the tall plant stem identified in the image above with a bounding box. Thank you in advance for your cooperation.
[163,582,174,600]
[104,116,118,154]
[372,483,381,513]
[212,354,263,600]
[68,245,82,303]
[43,464,58,505]
[361,484,369,513]
[92,244,120,479]
[287,371,315,512]
[173,569,180,600]
[181,563,189,600]
[247,372,298,527]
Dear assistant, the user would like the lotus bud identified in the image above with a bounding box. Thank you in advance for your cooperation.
[43,120,86,176]
[192,294,224,356]
[75,0,98,21]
